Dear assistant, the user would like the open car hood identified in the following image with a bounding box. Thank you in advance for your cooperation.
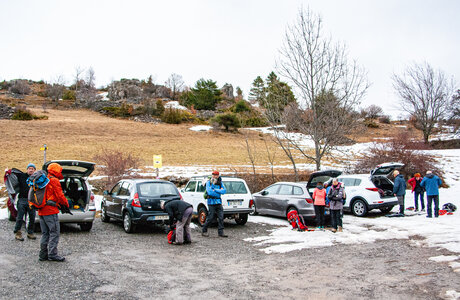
[370,162,405,177]
[307,170,342,188]
[43,160,95,178]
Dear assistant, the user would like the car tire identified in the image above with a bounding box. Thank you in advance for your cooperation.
[101,205,110,223]
[250,202,258,216]
[380,206,394,214]
[123,212,135,233]
[235,213,248,225]
[351,199,368,217]
[80,222,93,232]
[198,207,208,227]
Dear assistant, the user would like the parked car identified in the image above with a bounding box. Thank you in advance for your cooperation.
[30,160,97,231]
[181,176,253,226]
[252,170,339,220]
[334,162,405,217]
[101,179,179,233]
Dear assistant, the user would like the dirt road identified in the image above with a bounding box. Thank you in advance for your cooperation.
[0,218,458,299]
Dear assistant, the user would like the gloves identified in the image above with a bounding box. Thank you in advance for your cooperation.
[59,205,73,215]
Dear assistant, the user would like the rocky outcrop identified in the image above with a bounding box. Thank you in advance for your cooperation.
[0,103,14,119]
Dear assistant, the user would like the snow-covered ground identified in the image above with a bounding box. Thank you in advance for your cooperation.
[189,125,212,132]
[164,101,187,110]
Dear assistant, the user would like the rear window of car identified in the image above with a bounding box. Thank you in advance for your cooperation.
[137,182,179,197]
[223,181,248,194]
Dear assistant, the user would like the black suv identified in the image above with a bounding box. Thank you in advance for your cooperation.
[101,179,180,233]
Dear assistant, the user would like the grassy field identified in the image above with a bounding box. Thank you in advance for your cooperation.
[1,105,418,175]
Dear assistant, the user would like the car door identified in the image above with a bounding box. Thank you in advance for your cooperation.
[337,177,360,208]
[106,182,122,217]
[255,184,280,215]
[182,180,198,210]
[114,181,131,217]
[271,184,293,217]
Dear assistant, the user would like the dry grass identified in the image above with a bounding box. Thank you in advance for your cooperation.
[1,107,284,172]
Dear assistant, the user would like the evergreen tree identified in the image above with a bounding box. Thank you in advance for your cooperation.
[248,76,265,104]
[183,79,222,110]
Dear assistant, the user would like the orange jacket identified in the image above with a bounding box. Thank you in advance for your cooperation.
[38,163,69,216]
[313,187,327,206]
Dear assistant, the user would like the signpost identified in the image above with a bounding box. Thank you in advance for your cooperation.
[153,155,162,178]
[40,144,48,164]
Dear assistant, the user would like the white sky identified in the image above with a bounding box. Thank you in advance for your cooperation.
[1,0,459,118]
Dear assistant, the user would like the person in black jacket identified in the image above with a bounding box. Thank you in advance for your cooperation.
[161,200,193,245]
[14,163,37,241]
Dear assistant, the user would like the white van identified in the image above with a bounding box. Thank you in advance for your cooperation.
[181,176,253,226]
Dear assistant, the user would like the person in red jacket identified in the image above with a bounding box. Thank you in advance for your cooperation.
[408,173,425,212]
[38,163,69,262]
[313,182,327,229]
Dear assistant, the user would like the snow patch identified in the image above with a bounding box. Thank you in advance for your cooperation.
[189,125,212,132]
[445,290,460,300]
[429,255,460,262]
[164,101,187,110]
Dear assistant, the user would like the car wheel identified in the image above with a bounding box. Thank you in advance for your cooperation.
[80,222,93,231]
[250,202,258,216]
[351,199,368,217]
[198,207,208,227]
[380,206,394,214]
[101,205,110,223]
[123,212,135,233]
[235,213,248,225]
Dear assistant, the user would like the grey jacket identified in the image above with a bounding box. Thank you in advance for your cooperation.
[328,184,344,210]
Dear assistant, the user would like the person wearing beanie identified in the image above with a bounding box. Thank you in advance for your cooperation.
[202,171,227,237]
[13,163,37,241]
[392,170,407,216]
[408,173,425,212]
[420,171,443,218]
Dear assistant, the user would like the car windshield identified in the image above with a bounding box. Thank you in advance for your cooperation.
[223,181,248,194]
[138,182,179,197]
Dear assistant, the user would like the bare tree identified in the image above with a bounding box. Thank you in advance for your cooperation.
[392,62,455,143]
[275,7,369,170]
[263,137,277,181]
[73,66,85,104]
[165,73,185,100]
[361,104,383,119]
[46,75,66,103]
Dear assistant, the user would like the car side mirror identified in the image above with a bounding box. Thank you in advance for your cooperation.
[261,190,268,196]
[103,190,110,196]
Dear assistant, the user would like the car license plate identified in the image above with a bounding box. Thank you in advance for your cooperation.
[228,200,243,206]
[149,215,169,221]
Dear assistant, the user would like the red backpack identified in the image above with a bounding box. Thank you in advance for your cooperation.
[287,210,313,231]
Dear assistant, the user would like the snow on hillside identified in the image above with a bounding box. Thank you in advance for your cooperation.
[164,101,187,110]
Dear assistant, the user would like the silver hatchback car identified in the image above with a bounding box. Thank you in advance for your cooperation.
[252,170,340,219]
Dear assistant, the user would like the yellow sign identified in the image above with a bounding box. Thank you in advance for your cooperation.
[40,147,48,151]
[153,155,162,168]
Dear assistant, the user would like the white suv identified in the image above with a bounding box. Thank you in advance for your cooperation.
[181,176,253,226]
[334,162,404,217]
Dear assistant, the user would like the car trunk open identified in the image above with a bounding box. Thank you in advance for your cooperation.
[370,162,405,198]
[306,170,342,195]
[43,160,95,178]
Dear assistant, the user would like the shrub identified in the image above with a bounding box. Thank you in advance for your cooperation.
[353,132,444,183]
[161,108,183,124]
[8,80,31,95]
[212,112,241,131]
[62,89,76,100]
[378,115,391,124]
[12,106,48,120]
[93,148,141,189]
[153,99,165,117]
[233,100,251,113]
[101,103,133,118]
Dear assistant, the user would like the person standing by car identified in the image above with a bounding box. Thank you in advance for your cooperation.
[202,171,227,238]
[420,171,443,218]
[161,200,193,245]
[392,170,406,216]
[327,179,344,233]
[313,182,327,230]
[38,163,69,262]
[408,173,425,212]
[13,163,37,241]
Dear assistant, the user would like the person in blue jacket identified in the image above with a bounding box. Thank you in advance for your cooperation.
[420,171,443,218]
[393,170,407,216]
[202,171,228,237]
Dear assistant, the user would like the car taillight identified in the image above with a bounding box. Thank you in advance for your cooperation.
[180,193,183,200]
[132,193,141,207]
[89,192,95,205]
[249,199,254,208]
[306,198,313,204]
[366,188,379,192]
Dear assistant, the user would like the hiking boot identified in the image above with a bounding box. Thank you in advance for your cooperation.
[331,228,337,233]
[27,233,37,240]
[48,256,65,262]
[15,231,24,241]
[421,209,425,212]
[39,256,48,261]
[201,232,209,237]
[338,226,343,232]
[218,233,228,238]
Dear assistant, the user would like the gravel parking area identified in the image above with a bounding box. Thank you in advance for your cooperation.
[1,217,459,300]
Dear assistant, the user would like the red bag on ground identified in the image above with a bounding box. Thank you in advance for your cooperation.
[287,210,309,231]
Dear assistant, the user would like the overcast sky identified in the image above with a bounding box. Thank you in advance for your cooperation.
[1,0,459,117]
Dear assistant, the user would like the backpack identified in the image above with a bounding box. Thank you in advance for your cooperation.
[27,170,51,208]
[442,203,457,213]
[287,210,309,231]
